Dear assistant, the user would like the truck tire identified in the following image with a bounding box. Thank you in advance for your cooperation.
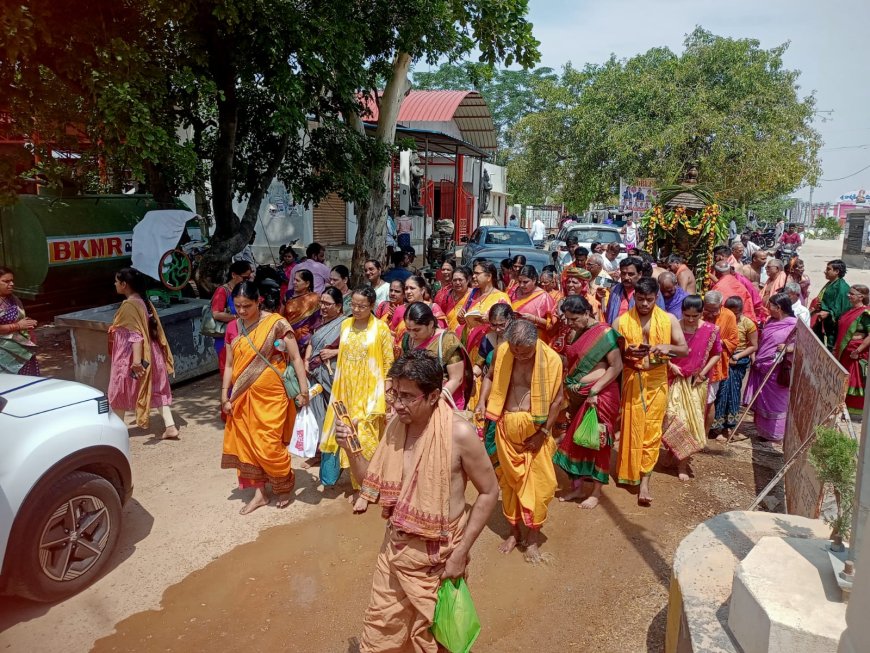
[8,471,123,602]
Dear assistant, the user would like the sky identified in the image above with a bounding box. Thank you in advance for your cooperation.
[464,0,870,203]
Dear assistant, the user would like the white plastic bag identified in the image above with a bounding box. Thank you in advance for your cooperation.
[289,406,319,458]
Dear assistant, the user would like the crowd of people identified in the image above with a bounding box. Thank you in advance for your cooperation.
[4,219,870,652]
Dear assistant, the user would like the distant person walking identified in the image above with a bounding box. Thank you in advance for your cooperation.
[396,210,413,250]
[109,267,178,439]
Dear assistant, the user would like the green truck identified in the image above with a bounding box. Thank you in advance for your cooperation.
[0,193,196,317]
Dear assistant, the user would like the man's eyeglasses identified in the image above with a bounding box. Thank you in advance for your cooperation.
[385,389,427,406]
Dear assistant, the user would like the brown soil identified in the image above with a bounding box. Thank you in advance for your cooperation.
[91,439,780,653]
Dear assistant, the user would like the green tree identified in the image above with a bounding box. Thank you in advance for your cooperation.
[508,28,822,211]
[346,1,540,281]
[413,63,557,162]
[2,1,539,287]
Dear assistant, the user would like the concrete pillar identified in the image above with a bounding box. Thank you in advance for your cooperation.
[839,514,870,652]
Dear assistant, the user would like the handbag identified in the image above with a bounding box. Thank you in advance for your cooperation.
[775,357,792,387]
[239,319,301,402]
[200,285,231,338]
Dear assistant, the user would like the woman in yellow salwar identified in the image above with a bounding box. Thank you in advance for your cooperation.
[320,286,394,492]
[221,282,309,515]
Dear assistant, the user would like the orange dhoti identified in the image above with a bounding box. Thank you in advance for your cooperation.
[360,516,466,653]
[616,367,668,484]
[614,306,672,485]
[495,411,558,528]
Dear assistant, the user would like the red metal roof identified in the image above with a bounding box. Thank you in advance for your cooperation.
[362,90,497,151]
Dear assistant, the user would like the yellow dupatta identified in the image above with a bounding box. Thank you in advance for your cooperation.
[446,290,472,332]
[109,297,174,428]
[485,340,563,426]
[321,315,394,469]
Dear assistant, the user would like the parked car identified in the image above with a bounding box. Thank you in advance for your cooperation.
[547,224,626,267]
[0,374,132,602]
[460,226,551,272]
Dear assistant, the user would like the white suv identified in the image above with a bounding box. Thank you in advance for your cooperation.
[0,374,132,602]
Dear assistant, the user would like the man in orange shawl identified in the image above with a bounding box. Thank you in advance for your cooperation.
[615,277,688,506]
[701,290,739,432]
[478,319,563,563]
[338,351,498,653]
[761,257,788,307]
[711,262,758,322]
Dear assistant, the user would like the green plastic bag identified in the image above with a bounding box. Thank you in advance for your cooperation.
[431,578,481,653]
[572,406,600,450]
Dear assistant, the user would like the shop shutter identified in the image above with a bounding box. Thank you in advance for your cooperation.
[313,193,346,244]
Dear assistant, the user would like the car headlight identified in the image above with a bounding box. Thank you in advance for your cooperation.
[96,396,110,414]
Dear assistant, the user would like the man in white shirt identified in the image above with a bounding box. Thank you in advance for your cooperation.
[603,242,621,278]
[530,217,546,246]
[785,281,810,326]
[508,214,519,228]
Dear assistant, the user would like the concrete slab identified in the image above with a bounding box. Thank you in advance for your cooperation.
[729,536,846,652]
[665,511,831,653]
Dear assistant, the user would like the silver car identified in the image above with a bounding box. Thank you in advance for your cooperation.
[547,223,625,267]
[0,375,131,602]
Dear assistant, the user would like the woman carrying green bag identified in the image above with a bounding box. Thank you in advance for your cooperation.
[553,296,623,509]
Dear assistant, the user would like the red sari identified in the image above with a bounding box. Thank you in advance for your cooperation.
[835,306,870,411]
[552,323,621,485]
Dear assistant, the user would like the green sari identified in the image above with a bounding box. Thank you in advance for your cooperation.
[812,277,850,351]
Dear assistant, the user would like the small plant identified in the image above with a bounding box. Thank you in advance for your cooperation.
[811,217,843,240]
[809,425,858,545]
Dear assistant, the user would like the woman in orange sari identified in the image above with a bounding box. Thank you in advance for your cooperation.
[541,265,563,303]
[456,260,511,356]
[283,268,321,348]
[221,281,309,515]
[443,266,473,332]
[389,275,447,344]
[511,265,556,340]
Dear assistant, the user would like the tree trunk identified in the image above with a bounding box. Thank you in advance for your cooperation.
[349,52,412,286]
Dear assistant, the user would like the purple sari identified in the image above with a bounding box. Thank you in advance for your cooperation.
[743,317,797,441]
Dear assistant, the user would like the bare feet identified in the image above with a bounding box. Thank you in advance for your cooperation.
[275,493,292,509]
[498,534,519,555]
[347,492,359,505]
[161,426,180,440]
[301,455,321,469]
[579,481,603,509]
[558,484,586,502]
[638,475,653,507]
[579,495,599,509]
[352,496,369,513]
[240,489,269,515]
[677,461,691,482]
[523,542,542,564]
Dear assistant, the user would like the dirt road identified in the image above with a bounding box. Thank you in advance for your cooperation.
[0,235,858,652]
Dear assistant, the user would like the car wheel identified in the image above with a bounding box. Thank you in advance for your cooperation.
[9,471,122,602]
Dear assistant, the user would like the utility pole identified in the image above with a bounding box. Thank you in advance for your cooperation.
[809,186,815,226]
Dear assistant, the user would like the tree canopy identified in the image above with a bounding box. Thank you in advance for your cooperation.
[507,28,822,211]
[2,0,539,285]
